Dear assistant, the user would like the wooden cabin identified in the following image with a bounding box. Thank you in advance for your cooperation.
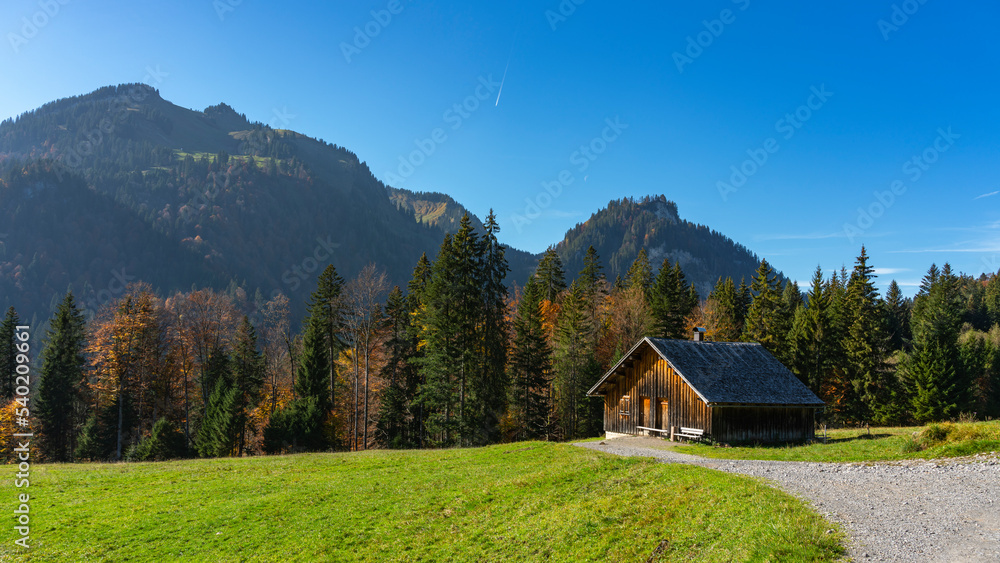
[587,334,824,443]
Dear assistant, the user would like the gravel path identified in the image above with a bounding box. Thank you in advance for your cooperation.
[576,437,1000,562]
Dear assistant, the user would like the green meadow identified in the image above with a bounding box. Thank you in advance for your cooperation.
[2,442,843,562]
[674,420,1000,463]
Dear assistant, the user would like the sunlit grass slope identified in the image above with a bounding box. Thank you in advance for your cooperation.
[1,442,844,562]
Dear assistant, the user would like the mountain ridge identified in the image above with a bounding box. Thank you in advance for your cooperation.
[0,84,771,324]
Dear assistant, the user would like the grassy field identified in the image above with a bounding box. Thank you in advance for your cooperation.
[673,420,1000,463]
[2,442,844,562]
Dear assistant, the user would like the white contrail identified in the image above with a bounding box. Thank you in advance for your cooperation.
[496,25,519,107]
[496,61,510,107]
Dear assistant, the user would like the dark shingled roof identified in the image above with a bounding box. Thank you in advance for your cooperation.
[587,337,824,407]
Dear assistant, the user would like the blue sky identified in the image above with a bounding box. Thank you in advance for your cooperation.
[2,0,999,295]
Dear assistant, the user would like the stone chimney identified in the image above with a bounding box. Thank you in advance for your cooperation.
[693,327,706,342]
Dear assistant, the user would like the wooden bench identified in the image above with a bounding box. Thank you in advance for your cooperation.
[675,427,705,441]
[635,426,669,437]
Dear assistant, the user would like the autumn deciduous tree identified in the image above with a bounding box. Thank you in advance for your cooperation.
[85,284,160,460]
[345,263,388,450]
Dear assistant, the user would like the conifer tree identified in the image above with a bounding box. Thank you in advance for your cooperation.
[375,287,420,448]
[841,247,892,423]
[787,267,837,395]
[295,313,332,414]
[36,293,87,462]
[906,264,966,422]
[625,248,653,298]
[195,347,239,457]
[508,276,552,440]
[475,211,510,444]
[577,246,607,350]
[231,316,265,455]
[742,259,784,356]
[552,283,601,439]
[415,233,462,446]
[705,277,742,341]
[883,280,911,352]
[737,278,752,331]
[0,307,20,400]
[773,281,802,364]
[535,247,567,303]
[404,254,432,446]
[651,260,698,339]
[306,265,346,422]
[984,273,1000,327]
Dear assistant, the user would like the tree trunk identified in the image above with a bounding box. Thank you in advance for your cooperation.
[353,345,359,451]
[363,339,370,450]
[116,381,124,461]
[459,363,465,446]
[286,337,296,400]
[329,337,336,431]
[184,364,191,449]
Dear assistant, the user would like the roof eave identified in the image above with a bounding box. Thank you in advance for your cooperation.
[586,337,654,397]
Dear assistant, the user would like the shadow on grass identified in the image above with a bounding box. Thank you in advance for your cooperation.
[822,433,893,444]
[720,434,896,449]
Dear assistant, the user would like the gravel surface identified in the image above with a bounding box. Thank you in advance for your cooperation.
[576,437,1000,562]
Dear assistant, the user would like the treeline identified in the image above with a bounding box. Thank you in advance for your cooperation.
[701,247,1000,424]
[6,224,999,463]
[0,212,705,461]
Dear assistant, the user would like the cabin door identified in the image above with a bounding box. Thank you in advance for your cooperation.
[640,397,650,427]
[657,399,668,430]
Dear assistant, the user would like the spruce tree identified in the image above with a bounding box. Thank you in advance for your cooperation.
[231,316,265,455]
[787,267,836,395]
[296,313,332,413]
[36,293,87,462]
[906,264,966,422]
[375,287,420,448]
[196,347,239,457]
[305,264,346,422]
[508,276,552,440]
[475,211,510,444]
[773,281,802,364]
[842,247,892,423]
[415,234,462,445]
[651,260,698,339]
[625,248,653,298]
[883,280,911,352]
[984,273,1000,327]
[706,277,741,342]
[405,254,432,446]
[742,259,784,356]
[552,283,601,440]
[577,246,607,350]
[737,278,752,332]
[535,247,567,303]
[0,307,20,400]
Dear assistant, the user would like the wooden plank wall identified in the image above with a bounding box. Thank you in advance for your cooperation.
[711,407,815,443]
[602,347,711,436]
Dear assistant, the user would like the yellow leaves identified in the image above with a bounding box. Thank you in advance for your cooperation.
[539,299,561,341]
[0,400,21,459]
